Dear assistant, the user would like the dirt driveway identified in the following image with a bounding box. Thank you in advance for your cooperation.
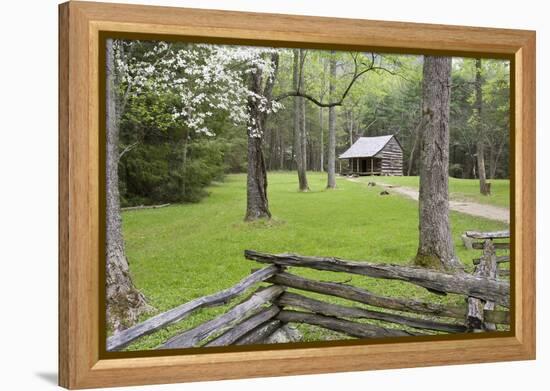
[347,177,510,224]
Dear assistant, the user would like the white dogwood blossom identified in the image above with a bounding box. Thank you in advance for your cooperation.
[114,40,282,138]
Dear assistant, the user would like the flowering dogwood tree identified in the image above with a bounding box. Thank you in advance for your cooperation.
[106,39,281,331]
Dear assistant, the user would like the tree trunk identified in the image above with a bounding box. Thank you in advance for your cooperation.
[245,64,271,220]
[407,134,418,176]
[319,59,328,172]
[415,56,462,271]
[319,106,324,171]
[488,144,496,180]
[407,118,424,176]
[350,111,355,147]
[462,152,474,179]
[293,49,309,191]
[180,133,189,198]
[301,91,308,174]
[279,128,285,170]
[475,59,490,195]
[105,39,151,332]
[327,51,337,189]
[489,141,504,179]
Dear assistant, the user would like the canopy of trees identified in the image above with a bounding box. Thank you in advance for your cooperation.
[115,41,510,208]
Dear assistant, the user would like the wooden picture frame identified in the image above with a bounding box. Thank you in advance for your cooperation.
[59,1,536,388]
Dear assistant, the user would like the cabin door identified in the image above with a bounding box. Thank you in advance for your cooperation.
[361,159,367,173]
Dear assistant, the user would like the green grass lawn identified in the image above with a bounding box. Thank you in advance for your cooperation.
[354,175,510,208]
[122,172,509,350]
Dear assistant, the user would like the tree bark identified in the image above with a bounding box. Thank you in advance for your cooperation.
[348,110,356,147]
[488,144,496,180]
[475,59,490,195]
[301,87,308,174]
[319,106,324,171]
[279,128,285,170]
[462,153,473,179]
[105,39,151,332]
[180,132,189,198]
[327,51,337,189]
[488,140,504,179]
[293,49,309,191]
[407,118,424,176]
[245,64,272,220]
[415,56,462,270]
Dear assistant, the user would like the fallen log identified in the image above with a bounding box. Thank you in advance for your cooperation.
[268,272,509,324]
[278,292,467,333]
[277,310,424,339]
[233,320,282,346]
[121,203,170,211]
[107,265,279,351]
[465,230,510,239]
[159,285,284,349]
[206,306,280,347]
[246,250,509,307]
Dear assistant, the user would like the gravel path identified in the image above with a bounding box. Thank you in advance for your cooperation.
[347,177,510,223]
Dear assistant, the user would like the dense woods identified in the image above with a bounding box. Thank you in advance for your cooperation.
[114,41,510,208]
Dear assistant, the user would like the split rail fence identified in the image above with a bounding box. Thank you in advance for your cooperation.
[107,230,510,351]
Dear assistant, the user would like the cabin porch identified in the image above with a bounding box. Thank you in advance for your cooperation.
[340,157,382,176]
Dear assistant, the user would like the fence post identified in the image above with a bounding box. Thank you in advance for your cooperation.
[467,239,498,331]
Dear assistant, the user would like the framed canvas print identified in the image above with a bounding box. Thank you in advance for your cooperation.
[58,1,536,389]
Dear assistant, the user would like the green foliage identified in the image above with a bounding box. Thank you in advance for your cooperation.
[119,138,226,206]
[121,173,507,350]
[266,53,510,179]
[449,163,464,178]
[451,58,510,179]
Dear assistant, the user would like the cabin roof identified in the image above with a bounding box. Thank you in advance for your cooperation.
[338,135,399,159]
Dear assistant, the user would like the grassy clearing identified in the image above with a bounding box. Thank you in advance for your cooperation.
[354,175,510,208]
[122,172,508,350]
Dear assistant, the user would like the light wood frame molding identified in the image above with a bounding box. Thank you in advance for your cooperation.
[58,1,536,388]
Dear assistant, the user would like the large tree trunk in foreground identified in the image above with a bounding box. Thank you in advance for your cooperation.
[293,49,309,191]
[415,56,462,271]
[474,59,490,195]
[105,39,150,332]
[327,51,337,189]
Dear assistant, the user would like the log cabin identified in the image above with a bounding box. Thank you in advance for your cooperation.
[338,135,403,176]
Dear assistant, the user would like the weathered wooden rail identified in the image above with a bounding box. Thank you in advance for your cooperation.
[107,236,510,351]
[464,230,510,330]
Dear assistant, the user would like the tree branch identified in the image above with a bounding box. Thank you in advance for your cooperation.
[274,53,405,108]
[118,140,140,160]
